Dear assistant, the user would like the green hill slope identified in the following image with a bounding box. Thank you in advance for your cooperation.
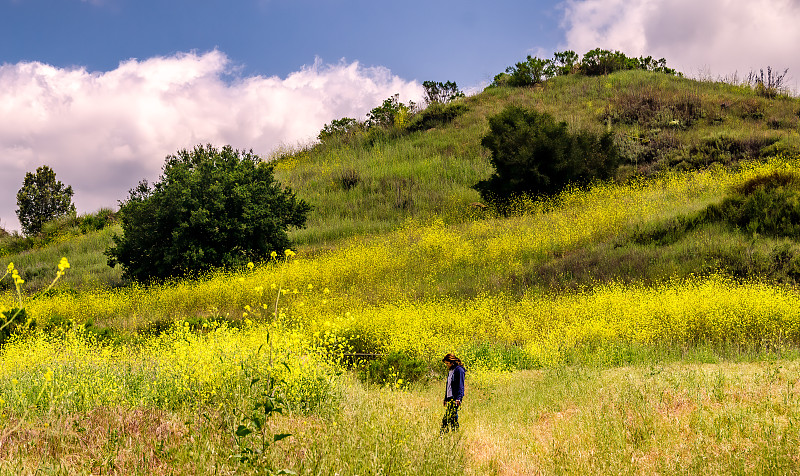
[3,68,800,294]
[275,69,800,246]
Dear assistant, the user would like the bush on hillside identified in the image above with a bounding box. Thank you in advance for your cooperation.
[680,136,780,169]
[361,351,428,387]
[502,55,551,87]
[366,94,415,129]
[706,171,800,238]
[406,102,467,132]
[106,144,310,282]
[474,106,620,205]
[0,208,118,258]
[605,87,702,128]
[317,117,363,144]
[422,80,465,105]
[489,49,678,88]
[747,67,790,99]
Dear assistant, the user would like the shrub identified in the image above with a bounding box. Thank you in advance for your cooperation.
[366,94,415,129]
[422,80,464,105]
[682,136,779,169]
[747,67,790,98]
[362,351,428,387]
[406,102,467,132]
[547,50,579,77]
[16,165,76,236]
[707,171,800,238]
[474,106,620,205]
[77,208,117,233]
[605,87,702,128]
[505,55,551,87]
[579,49,676,76]
[318,117,362,144]
[106,144,310,282]
[488,49,677,89]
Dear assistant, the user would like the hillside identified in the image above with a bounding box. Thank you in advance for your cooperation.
[274,69,800,245]
[5,68,800,293]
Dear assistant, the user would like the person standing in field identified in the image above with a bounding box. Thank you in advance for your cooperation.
[441,353,466,434]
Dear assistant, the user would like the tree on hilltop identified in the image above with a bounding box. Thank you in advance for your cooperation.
[16,165,76,236]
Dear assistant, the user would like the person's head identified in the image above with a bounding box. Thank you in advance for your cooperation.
[442,353,463,369]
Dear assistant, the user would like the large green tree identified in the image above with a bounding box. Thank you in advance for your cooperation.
[474,106,620,205]
[16,165,76,236]
[106,144,311,282]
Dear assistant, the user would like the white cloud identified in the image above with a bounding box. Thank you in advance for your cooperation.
[561,0,800,84]
[0,51,423,231]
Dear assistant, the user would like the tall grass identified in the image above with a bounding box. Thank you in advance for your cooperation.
[465,362,800,474]
[3,361,799,474]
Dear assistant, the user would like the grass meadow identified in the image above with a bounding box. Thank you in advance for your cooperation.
[3,70,800,474]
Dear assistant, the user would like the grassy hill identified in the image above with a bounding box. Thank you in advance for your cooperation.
[5,68,800,293]
[3,68,800,474]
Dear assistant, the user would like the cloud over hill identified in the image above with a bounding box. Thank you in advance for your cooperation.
[0,51,422,231]
[562,0,800,85]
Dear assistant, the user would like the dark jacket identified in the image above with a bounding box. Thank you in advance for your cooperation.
[445,365,465,402]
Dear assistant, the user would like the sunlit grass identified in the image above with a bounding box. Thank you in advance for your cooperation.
[3,361,799,474]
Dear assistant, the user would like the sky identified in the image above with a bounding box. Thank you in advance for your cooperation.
[1,0,799,231]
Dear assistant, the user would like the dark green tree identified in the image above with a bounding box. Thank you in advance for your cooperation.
[16,165,76,236]
[474,106,620,204]
[106,144,311,282]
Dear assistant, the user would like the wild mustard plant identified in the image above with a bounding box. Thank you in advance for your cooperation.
[1,257,70,342]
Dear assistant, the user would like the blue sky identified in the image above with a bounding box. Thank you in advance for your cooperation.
[1,0,799,231]
[2,0,564,91]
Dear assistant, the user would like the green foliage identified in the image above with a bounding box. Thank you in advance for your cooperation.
[548,50,580,76]
[605,87,702,128]
[475,106,620,204]
[317,117,362,144]
[422,80,465,104]
[362,351,428,387]
[232,376,294,473]
[106,144,310,282]
[579,48,676,76]
[366,94,415,129]
[0,307,28,347]
[489,49,677,88]
[708,171,800,238]
[407,102,467,132]
[0,209,117,258]
[504,55,551,87]
[16,165,76,236]
[682,135,779,169]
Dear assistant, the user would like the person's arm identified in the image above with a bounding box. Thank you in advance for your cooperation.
[454,367,465,403]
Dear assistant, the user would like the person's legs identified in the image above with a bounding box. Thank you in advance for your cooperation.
[440,400,460,433]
